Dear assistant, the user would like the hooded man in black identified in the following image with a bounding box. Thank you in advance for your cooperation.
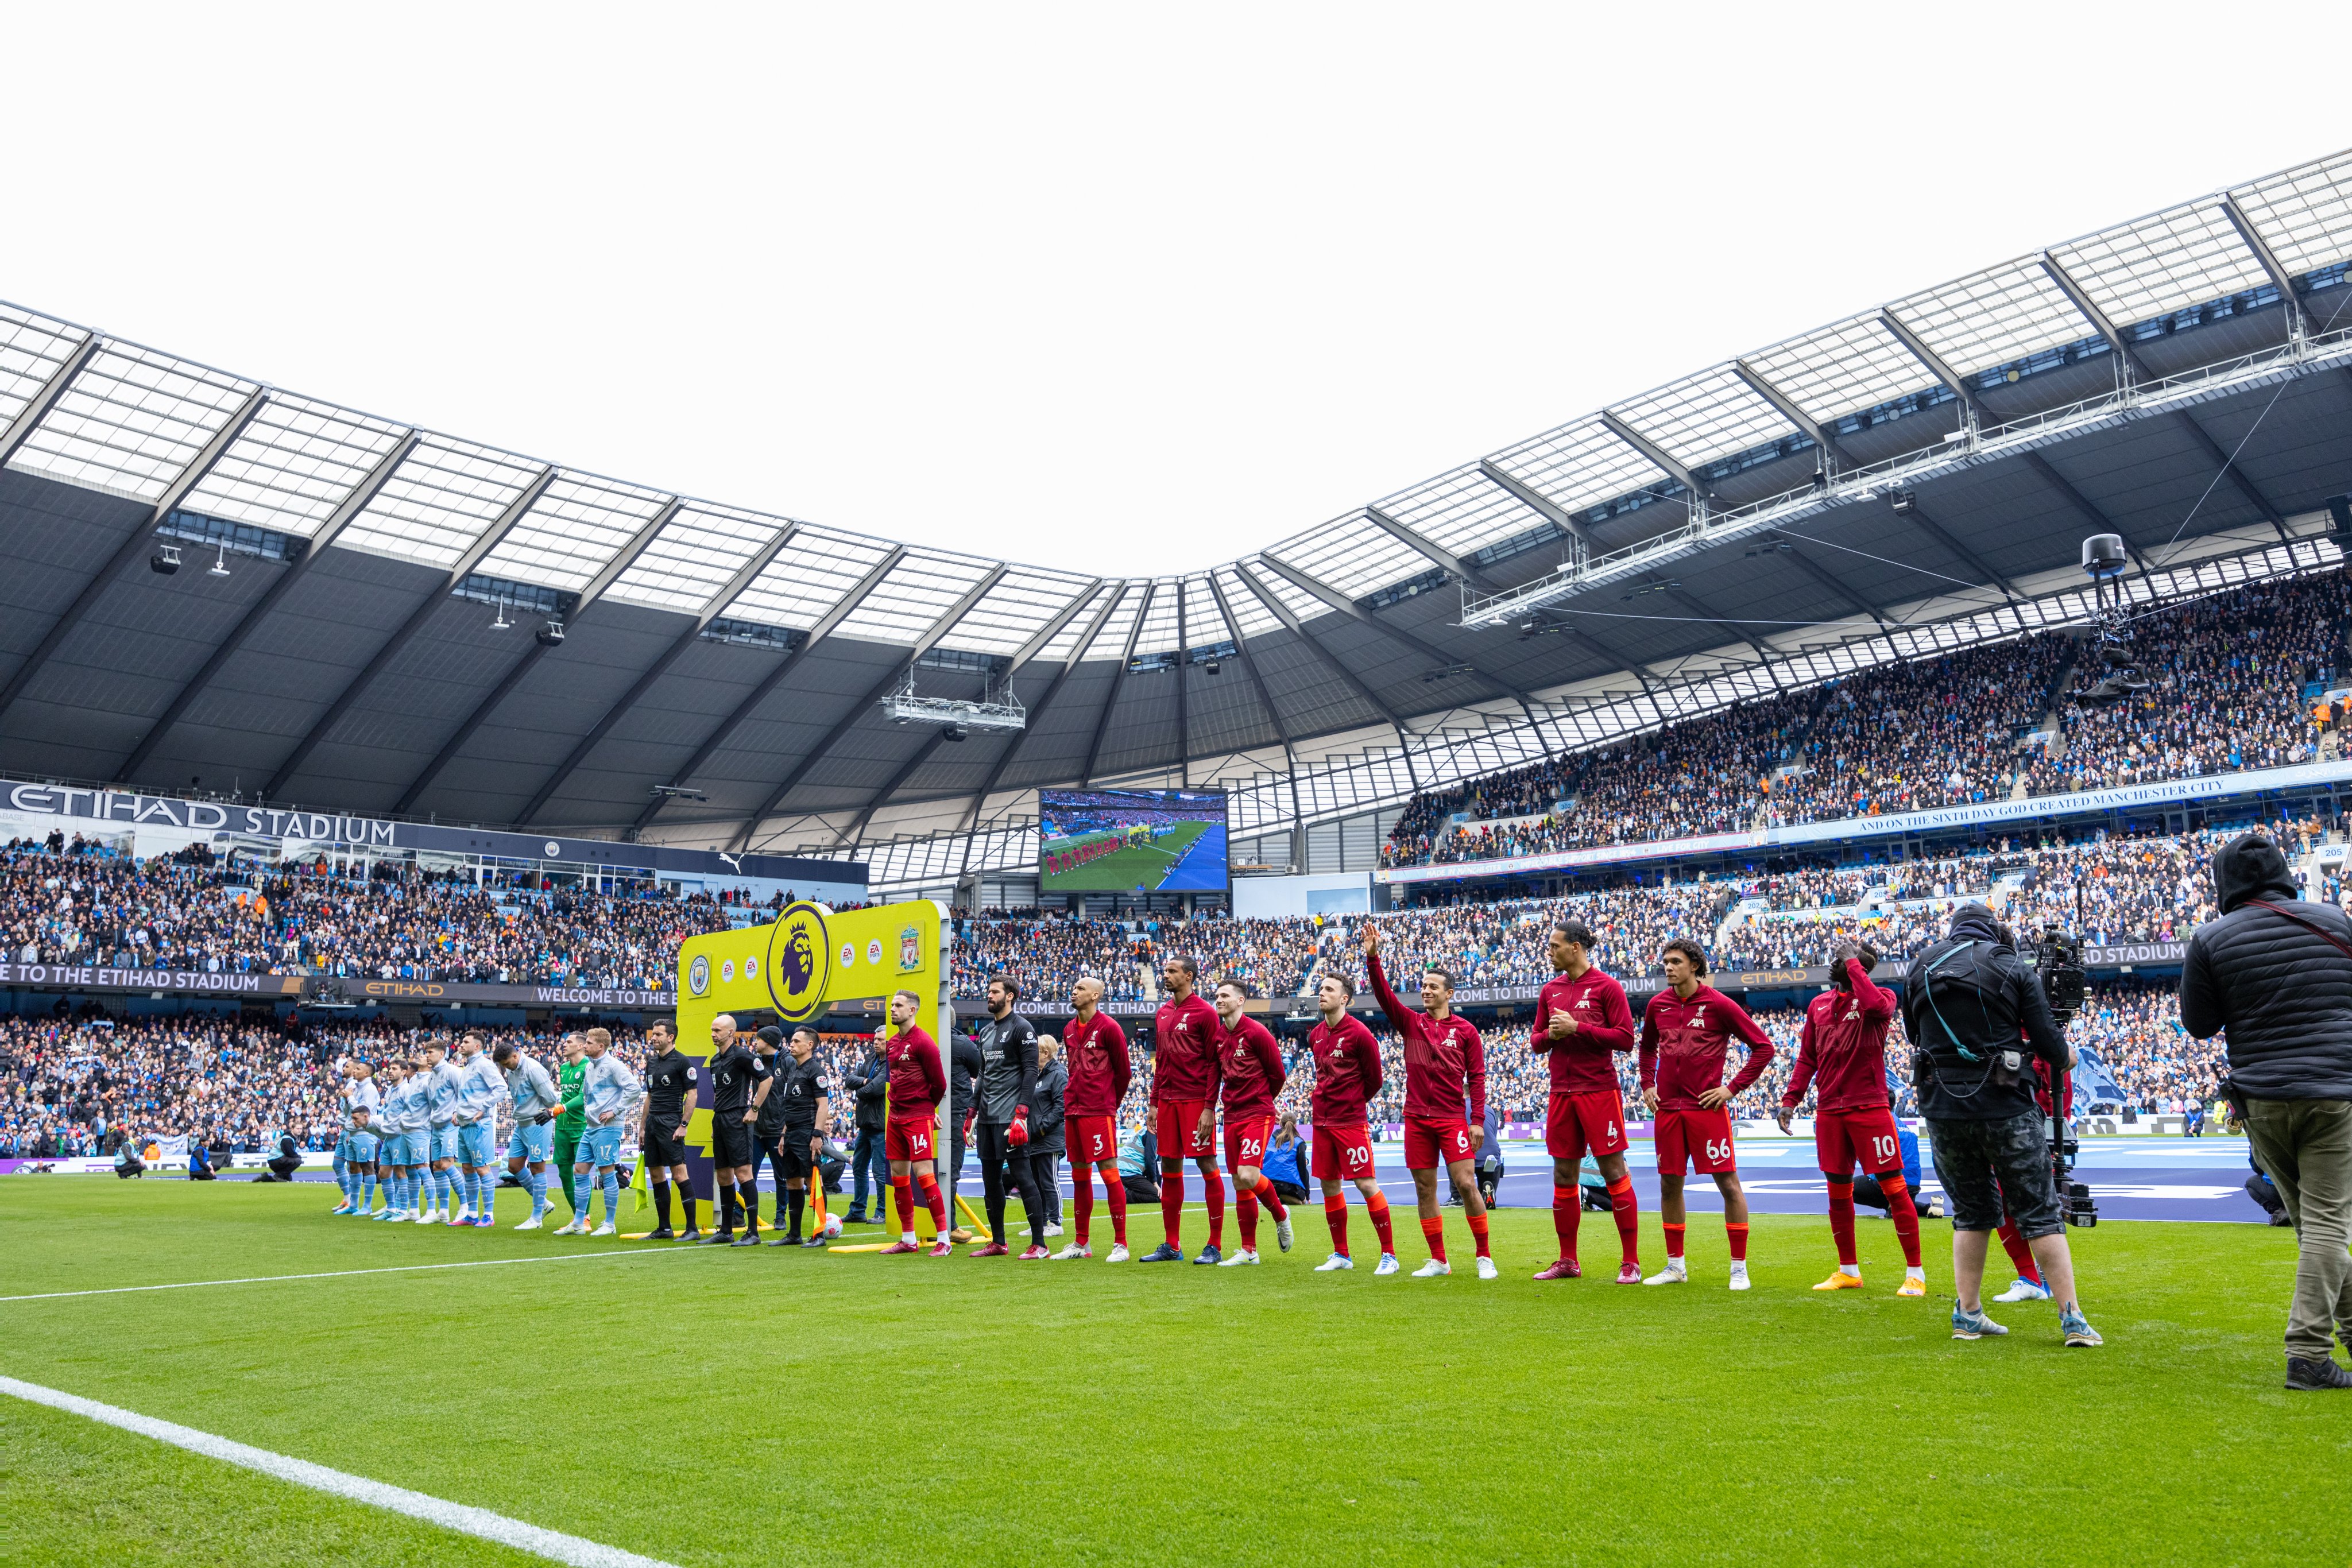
[2183,831,2352,1391]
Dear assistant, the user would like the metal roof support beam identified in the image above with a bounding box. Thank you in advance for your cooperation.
[732,565,1009,853]
[114,428,424,784]
[848,731,951,846]
[1252,551,1538,708]
[2020,452,2152,572]
[391,498,688,814]
[2036,253,2157,382]
[1732,362,1854,470]
[0,385,273,733]
[2171,410,2290,542]
[1081,581,1154,788]
[0,334,103,471]
[955,584,1131,843]
[518,522,800,827]
[1203,572,1302,760]
[1174,582,1190,787]
[1476,460,1595,552]
[1776,541,1894,629]
[1663,583,1774,663]
[1877,310,1988,427]
[264,464,558,798]
[2220,194,2308,339]
[1229,563,1419,783]
[1597,412,1706,510]
[1893,496,2020,601]
[632,543,903,834]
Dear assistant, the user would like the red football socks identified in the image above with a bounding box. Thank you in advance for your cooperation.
[891,1175,915,1234]
[1202,1168,1226,1249]
[1324,1193,1350,1256]
[1607,1175,1640,1265]
[1467,1209,1491,1259]
[1827,1178,1858,1265]
[1162,1178,1184,1248]
[915,1171,947,1233]
[1248,1175,1287,1221]
[1073,1169,1094,1248]
[1886,1180,1922,1268]
[1367,1192,1396,1256]
[1237,1190,1259,1250]
[1998,1215,2042,1284]
[1726,1220,1748,1263]
[1419,1214,1448,1263]
[1552,1187,1580,1263]
[1104,1166,1127,1245]
[1663,1221,1686,1261]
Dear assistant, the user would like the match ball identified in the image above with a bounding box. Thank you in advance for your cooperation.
[821,1211,844,1239]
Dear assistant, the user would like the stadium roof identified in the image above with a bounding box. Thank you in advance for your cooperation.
[5,149,2352,877]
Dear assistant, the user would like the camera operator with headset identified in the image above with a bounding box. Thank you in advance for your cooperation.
[1901,903,2102,1348]
[2181,830,2352,1392]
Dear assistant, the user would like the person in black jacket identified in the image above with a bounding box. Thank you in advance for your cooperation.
[972,975,1048,1257]
[1902,903,2100,1348]
[1030,1033,1069,1238]
[842,1038,892,1224]
[947,1021,984,1243]
[2181,831,2352,1391]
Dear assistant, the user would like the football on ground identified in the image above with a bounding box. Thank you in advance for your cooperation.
[0,1181,2335,1566]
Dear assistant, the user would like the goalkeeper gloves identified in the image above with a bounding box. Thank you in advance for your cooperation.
[1008,1106,1030,1148]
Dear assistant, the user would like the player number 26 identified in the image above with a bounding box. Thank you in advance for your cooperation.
[1242,1137,1263,1159]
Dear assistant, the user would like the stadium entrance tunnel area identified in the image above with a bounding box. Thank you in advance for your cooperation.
[0,1175,2337,1565]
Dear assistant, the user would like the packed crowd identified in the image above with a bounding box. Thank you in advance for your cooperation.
[1381,567,2349,870]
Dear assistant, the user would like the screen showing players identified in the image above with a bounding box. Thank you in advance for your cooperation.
[1039,788,1228,893]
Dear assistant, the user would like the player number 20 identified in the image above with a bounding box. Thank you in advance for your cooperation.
[1345,1145,1370,1171]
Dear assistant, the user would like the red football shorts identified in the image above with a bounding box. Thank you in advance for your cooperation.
[883,1116,935,1163]
[1069,1115,1119,1166]
[1654,1106,1736,1174]
[1310,1123,1376,1182]
[1155,1099,1216,1161]
[1223,1114,1274,1172]
[1402,1115,1472,1169]
[1815,1105,1905,1176]
[1545,1089,1628,1161]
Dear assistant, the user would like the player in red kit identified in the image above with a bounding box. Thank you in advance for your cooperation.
[1361,923,1496,1279]
[1055,974,1133,1261]
[1303,968,1398,1274]
[1640,938,1774,1290]
[1139,954,1228,1265]
[1777,943,1927,1296]
[1532,918,1643,1284]
[1205,979,1295,1265]
[876,989,954,1257]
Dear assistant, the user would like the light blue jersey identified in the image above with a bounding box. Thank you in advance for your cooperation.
[579,1054,639,1127]
[341,1077,382,1132]
[504,1055,561,1118]
[423,1061,462,1127]
[453,1052,506,1124]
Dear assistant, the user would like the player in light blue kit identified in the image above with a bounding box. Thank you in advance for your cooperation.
[494,1039,562,1229]
[372,1058,423,1222]
[556,1027,639,1237]
[420,1039,464,1223]
[450,1029,509,1228]
[332,1057,382,1216]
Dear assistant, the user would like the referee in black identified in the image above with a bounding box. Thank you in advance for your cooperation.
[640,1019,700,1241]
[769,1027,833,1246]
[702,1014,772,1246]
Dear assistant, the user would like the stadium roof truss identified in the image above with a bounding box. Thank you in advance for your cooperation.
[6,152,2352,872]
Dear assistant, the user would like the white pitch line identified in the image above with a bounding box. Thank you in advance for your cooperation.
[0,1374,679,1568]
[0,1245,695,1303]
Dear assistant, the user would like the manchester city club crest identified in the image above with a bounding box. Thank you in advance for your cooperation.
[688,953,711,997]
[765,901,831,1023]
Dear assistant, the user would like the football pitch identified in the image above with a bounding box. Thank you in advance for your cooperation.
[1042,818,1213,893]
[1,1183,2340,1567]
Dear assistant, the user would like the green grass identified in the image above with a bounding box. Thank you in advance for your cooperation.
[1042,817,1209,892]
[0,1178,2344,1566]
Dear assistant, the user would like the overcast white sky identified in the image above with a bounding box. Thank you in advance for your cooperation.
[8,6,2345,576]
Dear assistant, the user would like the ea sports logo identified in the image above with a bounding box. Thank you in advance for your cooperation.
[766,901,832,1024]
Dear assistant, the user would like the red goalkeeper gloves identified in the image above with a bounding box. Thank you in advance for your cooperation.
[1008,1106,1030,1148]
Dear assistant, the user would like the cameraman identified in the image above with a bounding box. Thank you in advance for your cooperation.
[2180,830,2352,1391]
[1902,903,2100,1348]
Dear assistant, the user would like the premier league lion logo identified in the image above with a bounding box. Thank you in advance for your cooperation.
[765,902,831,1023]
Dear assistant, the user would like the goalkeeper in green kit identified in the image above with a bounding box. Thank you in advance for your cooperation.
[551,1032,589,1221]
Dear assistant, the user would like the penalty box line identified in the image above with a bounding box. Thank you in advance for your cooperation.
[0,1374,678,1568]
[0,1244,701,1304]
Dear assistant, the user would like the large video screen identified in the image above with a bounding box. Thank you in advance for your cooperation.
[1039,788,1228,893]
